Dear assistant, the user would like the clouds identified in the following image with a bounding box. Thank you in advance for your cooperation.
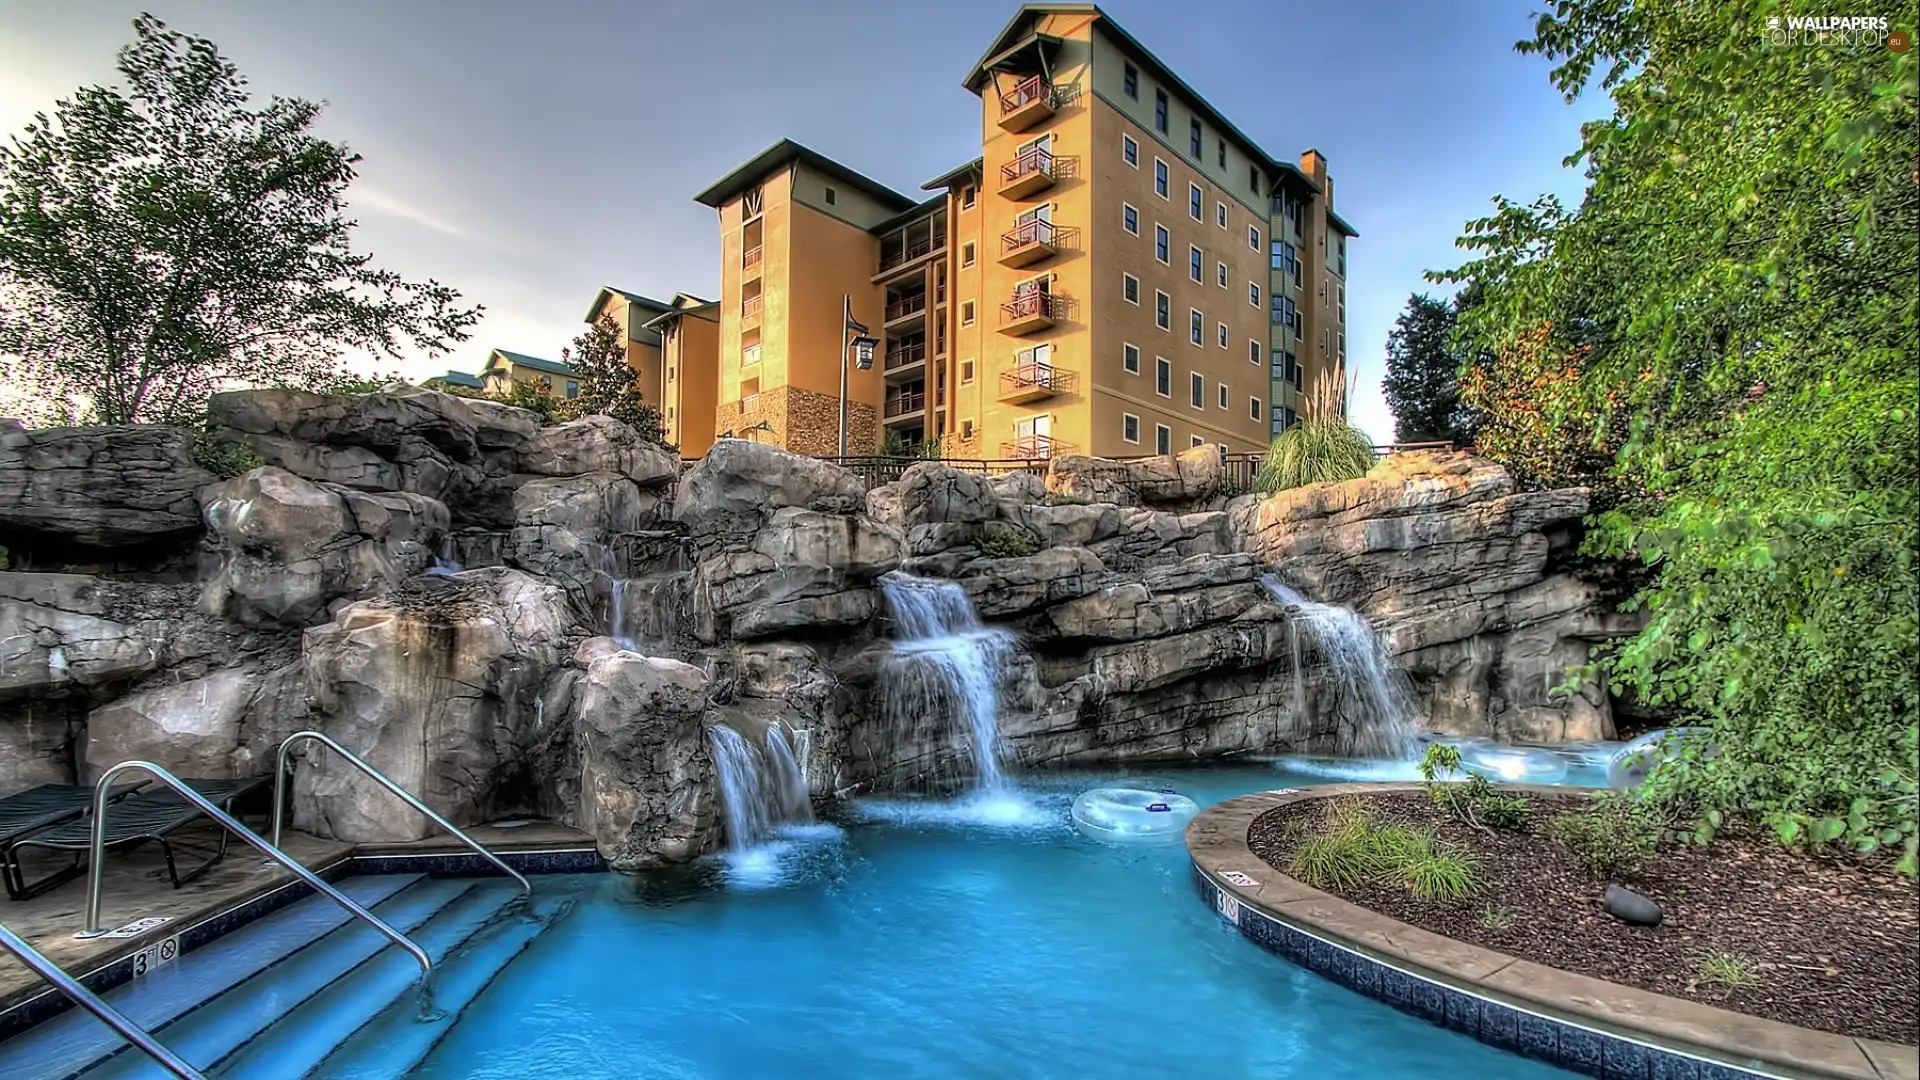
[350,183,470,241]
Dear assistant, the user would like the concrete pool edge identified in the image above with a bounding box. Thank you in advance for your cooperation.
[1186,784,1918,1080]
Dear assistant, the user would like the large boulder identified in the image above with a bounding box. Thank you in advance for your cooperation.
[199,467,449,627]
[1044,445,1221,509]
[672,441,865,542]
[0,574,165,703]
[692,509,903,641]
[957,547,1107,618]
[571,652,720,868]
[0,702,79,794]
[0,422,214,557]
[518,415,677,486]
[291,569,575,841]
[82,667,258,782]
[502,471,662,613]
[867,462,1001,549]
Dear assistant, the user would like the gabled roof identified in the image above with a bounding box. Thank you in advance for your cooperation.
[485,349,575,377]
[693,138,916,212]
[922,157,984,191]
[640,300,721,333]
[428,370,484,389]
[583,286,673,326]
[964,4,1326,201]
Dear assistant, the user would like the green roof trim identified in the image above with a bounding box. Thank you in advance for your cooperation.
[429,370,484,389]
[693,138,916,212]
[1328,209,1359,238]
[922,157,983,191]
[485,349,576,378]
[640,302,720,333]
[583,286,672,326]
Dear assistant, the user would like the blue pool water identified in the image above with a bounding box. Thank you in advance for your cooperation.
[348,761,1589,1080]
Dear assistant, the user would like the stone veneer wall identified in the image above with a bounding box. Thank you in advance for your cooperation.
[713,385,878,456]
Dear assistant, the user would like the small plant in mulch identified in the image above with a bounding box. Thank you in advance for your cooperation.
[1545,797,1660,878]
[1479,906,1513,930]
[1687,950,1762,997]
[1419,743,1532,832]
[1288,798,1483,902]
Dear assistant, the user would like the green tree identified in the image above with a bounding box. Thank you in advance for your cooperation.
[558,314,670,448]
[1382,293,1468,443]
[0,14,480,425]
[1437,0,1919,872]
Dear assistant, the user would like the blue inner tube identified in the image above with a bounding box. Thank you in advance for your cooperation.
[1071,788,1200,843]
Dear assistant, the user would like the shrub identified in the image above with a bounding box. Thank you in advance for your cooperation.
[1420,743,1531,831]
[1289,833,1369,890]
[1286,798,1484,902]
[976,522,1042,559]
[1254,371,1375,493]
[190,429,264,479]
[1402,849,1482,901]
[1547,799,1658,879]
[1689,950,1760,994]
[1042,492,1091,507]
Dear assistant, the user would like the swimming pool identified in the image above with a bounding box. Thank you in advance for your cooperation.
[371,762,1583,1080]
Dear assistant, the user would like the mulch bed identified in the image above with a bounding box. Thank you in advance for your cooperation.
[1248,791,1919,1046]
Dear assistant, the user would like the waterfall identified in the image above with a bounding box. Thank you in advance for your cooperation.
[426,535,462,577]
[1261,575,1421,759]
[609,574,686,655]
[880,572,1015,792]
[708,722,814,851]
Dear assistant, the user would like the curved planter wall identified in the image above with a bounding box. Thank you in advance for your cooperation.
[1187,785,1917,1080]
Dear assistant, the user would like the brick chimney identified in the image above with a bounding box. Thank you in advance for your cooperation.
[1299,149,1329,201]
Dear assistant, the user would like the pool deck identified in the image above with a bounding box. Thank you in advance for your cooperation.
[0,818,597,1012]
[1187,784,1919,1080]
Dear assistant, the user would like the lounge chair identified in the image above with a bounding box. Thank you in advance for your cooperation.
[7,776,273,899]
[0,782,149,901]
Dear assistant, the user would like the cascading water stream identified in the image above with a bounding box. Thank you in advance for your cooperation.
[879,572,1015,793]
[1261,574,1421,759]
[426,535,462,577]
[708,723,813,851]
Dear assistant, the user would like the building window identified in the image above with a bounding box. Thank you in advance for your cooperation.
[1189,245,1203,283]
[1189,371,1204,408]
[1217,139,1226,168]
[1123,413,1140,443]
[1250,339,1262,366]
[962,418,975,438]
[1337,234,1347,277]
[1189,119,1202,157]
[1250,166,1260,195]
[1337,284,1346,323]
[1123,203,1138,234]
[1217,321,1228,348]
[1155,356,1172,396]
[962,301,975,326]
[1250,396,1262,421]
[1324,327,1332,355]
[1123,63,1138,99]
[1122,134,1138,168]
[961,359,975,383]
[1154,90,1169,133]
[1124,343,1140,374]
[1218,382,1228,409]
[1249,282,1260,308]
[1191,435,1206,449]
[1188,183,1202,221]
[1216,202,1227,229]
[1248,225,1261,250]
[565,380,580,399]
[962,242,975,267]
[825,186,837,205]
[961,186,976,209]
[1189,308,1203,347]
[1155,291,1170,330]
[1217,261,1227,288]
[742,343,762,366]
[1123,272,1140,304]
[1153,159,1168,199]
[1339,332,1347,364]
[1156,423,1172,455]
[1154,224,1169,263]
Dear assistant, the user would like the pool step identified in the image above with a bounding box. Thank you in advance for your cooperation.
[205,879,535,1079]
[292,892,575,1080]
[78,876,491,1080]
[0,874,425,1080]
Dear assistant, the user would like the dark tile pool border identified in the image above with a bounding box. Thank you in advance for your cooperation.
[0,845,604,1042]
[1186,784,1915,1080]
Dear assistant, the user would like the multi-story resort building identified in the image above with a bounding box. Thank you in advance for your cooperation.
[482,3,1354,462]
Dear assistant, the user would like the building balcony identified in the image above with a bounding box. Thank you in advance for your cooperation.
[999,291,1062,335]
[741,294,763,323]
[1001,433,1071,459]
[878,234,946,275]
[998,75,1056,133]
[997,359,1076,404]
[999,218,1058,269]
[884,339,927,373]
[883,391,927,420]
[998,146,1056,199]
[742,245,763,279]
[884,293,927,324]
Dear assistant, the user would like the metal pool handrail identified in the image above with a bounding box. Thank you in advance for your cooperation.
[270,731,531,898]
[73,762,432,978]
[0,921,206,1080]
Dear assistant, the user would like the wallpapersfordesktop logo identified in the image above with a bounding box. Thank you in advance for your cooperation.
[1762,14,1910,51]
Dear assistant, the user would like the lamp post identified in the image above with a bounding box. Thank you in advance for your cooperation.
[838,293,878,459]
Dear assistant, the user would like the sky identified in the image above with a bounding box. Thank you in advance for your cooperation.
[0,0,1606,442]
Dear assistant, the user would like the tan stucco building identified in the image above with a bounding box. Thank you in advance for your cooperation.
[637,2,1355,460]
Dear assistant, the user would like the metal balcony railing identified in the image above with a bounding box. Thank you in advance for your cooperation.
[884,392,927,418]
[885,293,927,321]
[742,294,762,318]
[884,340,927,370]
[1001,217,1057,253]
[1001,433,1070,459]
[999,74,1056,115]
[999,361,1076,396]
[1000,145,1055,186]
[1000,291,1063,323]
[742,246,762,271]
